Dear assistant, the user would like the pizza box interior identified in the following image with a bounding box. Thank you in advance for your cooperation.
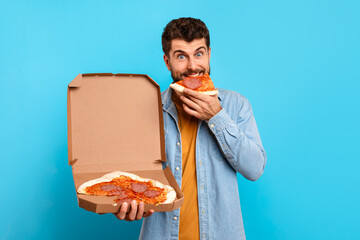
[67,73,184,214]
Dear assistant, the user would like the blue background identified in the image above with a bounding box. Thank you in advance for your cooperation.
[1,0,359,239]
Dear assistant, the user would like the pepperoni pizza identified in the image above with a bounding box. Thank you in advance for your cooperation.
[170,73,218,95]
[77,171,176,206]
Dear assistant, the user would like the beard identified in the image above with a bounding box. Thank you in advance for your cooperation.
[171,67,211,83]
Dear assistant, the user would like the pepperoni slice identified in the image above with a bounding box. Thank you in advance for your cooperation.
[115,191,128,199]
[131,182,148,193]
[144,190,160,198]
[183,77,202,90]
[100,184,121,191]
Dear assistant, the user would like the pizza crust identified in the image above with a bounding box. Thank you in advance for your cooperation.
[77,171,176,204]
[170,83,219,96]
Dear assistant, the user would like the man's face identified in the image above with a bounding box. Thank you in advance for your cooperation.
[164,38,211,83]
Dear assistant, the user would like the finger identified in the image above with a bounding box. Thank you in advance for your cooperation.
[116,202,128,220]
[184,91,215,107]
[183,88,205,100]
[180,95,201,111]
[144,209,155,218]
[136,202,145,220]
[183,90,209,103]
[127,200,138,220]
[186,94,205,105]
[182,89,206,101]
[183,104,202,119]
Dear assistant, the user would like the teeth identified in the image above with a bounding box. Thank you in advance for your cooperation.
[188,73,199,77]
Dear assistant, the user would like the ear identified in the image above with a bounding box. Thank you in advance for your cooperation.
[208,47,211,60]
[163,54,171,71]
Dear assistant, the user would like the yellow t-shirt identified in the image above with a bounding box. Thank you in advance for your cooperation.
[172,93,200,240]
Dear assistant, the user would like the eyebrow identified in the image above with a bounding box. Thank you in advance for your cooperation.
[173,50,185,56]
[172,46,207,56]
[195,46,207,52]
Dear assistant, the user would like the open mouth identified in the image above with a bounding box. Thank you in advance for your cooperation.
[187,73,201,77]
[182,71,204,78]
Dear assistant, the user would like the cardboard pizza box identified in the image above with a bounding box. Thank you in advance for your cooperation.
[67,73,184,214]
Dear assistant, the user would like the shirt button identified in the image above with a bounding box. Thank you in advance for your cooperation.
[210,124,215,128]
[177,142,180,146]
[173,216,178,220]
[175,167,180,171]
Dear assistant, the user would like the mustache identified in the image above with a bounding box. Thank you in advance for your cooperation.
[180,70,205,77]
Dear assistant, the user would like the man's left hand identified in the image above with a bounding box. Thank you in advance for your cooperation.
[180,88,222,121]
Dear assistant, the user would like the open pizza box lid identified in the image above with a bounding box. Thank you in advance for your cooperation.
[67,73,184,213]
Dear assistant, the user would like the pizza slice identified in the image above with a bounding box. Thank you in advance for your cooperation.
[170,73,218,95]
[77,171,177,206]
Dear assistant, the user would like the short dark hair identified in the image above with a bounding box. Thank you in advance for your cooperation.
[162,17,210,57]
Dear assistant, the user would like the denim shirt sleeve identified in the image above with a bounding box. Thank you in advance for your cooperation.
[207,97,267,181]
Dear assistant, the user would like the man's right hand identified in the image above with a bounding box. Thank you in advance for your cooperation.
[114,200,154,221]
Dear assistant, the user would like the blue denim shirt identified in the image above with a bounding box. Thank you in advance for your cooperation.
[140,87,267,240]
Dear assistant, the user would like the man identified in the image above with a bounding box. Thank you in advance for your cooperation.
[116,17,267,240]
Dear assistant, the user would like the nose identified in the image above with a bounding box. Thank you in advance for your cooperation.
[187,56,196,71]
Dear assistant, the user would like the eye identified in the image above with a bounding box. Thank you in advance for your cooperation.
[177,54,186,60]
[195,52,203,57]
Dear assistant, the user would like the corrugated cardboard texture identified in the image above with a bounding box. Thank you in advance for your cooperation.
[68,74,164,173]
